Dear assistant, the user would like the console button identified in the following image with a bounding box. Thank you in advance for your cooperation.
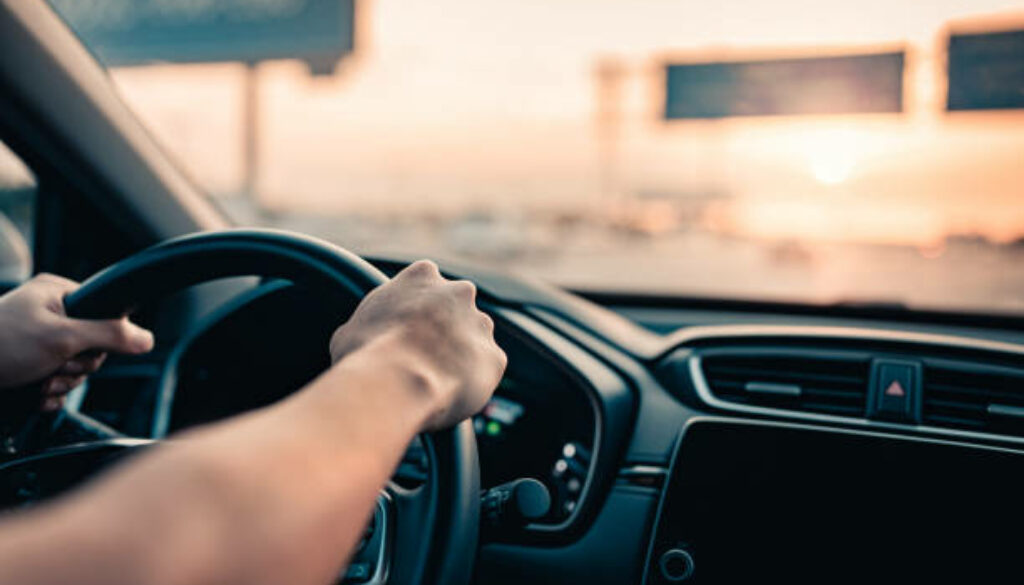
[868,360,921,422]
[658,549,695,582]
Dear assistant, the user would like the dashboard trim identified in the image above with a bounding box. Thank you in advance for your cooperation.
[528,309,691,466]
[658,324,1024,361]
[617,464,668,490]
[494,308,635,542]
[681,342,1024,447]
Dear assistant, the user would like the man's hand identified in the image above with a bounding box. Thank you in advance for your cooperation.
[329,260,507,431]
[0,274,154,410]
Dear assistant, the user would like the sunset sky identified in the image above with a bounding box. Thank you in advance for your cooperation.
[103,0,1024,246]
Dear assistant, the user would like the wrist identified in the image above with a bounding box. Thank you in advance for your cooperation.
[318,332,450,433]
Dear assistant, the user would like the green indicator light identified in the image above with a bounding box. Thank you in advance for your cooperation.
[485,421,502,436]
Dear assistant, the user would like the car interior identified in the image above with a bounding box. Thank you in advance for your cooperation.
[2,1,1024,584]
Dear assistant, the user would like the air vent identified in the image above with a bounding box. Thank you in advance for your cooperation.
[701,353,870,417]
[923,362,1024,436]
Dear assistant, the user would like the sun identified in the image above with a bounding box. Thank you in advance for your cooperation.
[804,128,863,185]
[809,152,855,185]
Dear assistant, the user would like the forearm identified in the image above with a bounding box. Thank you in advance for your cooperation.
[0,343,434,585]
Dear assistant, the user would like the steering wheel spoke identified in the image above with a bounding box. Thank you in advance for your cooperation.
[0,438,154,509]
[339,491,394,585]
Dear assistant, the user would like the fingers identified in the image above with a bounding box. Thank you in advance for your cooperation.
[41,395,65,412]
[31,272,79,295]
[41,350,99,413]
[397,259,443,282]
[451,280,496,336]
[27,273,80,316]
[32,273,154,357]
[44,374,86,397]
[404,262,494,334]
[57,351,107,375]
[450,279,477,302]
[40,373,87,411]
[478,310,494,332]
[59,317,154,358]
[491,342,508,374]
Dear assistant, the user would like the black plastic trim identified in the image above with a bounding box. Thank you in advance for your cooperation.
[492,309,635,544]
[658,326,1024,448]
[640,415,1024,585]
[578,289,1024,336]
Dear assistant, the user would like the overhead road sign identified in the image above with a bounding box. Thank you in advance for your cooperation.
[664,51,905,119]
[49,0,355,70]
[947,28,1024,111]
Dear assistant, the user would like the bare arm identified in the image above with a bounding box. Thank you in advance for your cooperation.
[0,260,506,585]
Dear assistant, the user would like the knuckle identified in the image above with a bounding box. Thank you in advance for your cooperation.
[451,279,477,298]
[107,321,132,345]
[479,311,495,331]
[79,357,101,373]
[34,273,75,289]
[48,328,78,357]
[406,259,441,280]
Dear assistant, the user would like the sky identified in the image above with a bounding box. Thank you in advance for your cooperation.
[104,0,1024,246]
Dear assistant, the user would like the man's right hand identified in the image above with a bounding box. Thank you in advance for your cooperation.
[329,260,507,431]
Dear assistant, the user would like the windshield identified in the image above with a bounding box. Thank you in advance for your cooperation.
[50,0,1024,315]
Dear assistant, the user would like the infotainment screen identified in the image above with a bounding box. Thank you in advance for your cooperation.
[646,420,1024,584]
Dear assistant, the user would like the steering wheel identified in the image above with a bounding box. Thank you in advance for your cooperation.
[0,229,480,585]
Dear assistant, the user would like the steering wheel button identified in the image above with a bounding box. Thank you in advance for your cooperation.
[344,562,372,582]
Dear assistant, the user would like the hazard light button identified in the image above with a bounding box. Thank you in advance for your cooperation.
[867,360,922,423]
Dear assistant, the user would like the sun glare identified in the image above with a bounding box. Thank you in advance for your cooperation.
[809,152,855,185]
[804,128,864,185]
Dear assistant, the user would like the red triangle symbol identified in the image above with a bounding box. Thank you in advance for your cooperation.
[885,380,906,397]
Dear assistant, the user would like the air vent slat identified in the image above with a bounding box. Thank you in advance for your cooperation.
[797,402,864,415]
[920,413,987,429]
[925,398,987,414]
[926,383,1024,405]
[800,388,864,400]
[702,365,863,387]
[922,362,1024,437]
[701,353,869,418]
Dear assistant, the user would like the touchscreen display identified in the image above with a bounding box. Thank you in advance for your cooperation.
[648,421,1024,583]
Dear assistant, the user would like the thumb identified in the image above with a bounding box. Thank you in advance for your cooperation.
[63,317,154,356]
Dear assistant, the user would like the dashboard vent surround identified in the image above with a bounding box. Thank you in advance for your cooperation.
[922,362,1024,436]
[701,353,870,417]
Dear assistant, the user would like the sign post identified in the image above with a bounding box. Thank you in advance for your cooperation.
[50,0,358,202]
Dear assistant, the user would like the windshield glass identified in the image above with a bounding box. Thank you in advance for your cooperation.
[50,0,1024,315]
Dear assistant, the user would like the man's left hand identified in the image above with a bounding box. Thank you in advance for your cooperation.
[0,274,154,411]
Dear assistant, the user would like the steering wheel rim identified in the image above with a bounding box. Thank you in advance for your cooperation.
[43,229,480,585]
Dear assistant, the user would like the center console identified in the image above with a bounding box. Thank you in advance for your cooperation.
[644,418,1024,583]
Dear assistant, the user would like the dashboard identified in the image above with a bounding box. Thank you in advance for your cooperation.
[73,264,1024,585]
